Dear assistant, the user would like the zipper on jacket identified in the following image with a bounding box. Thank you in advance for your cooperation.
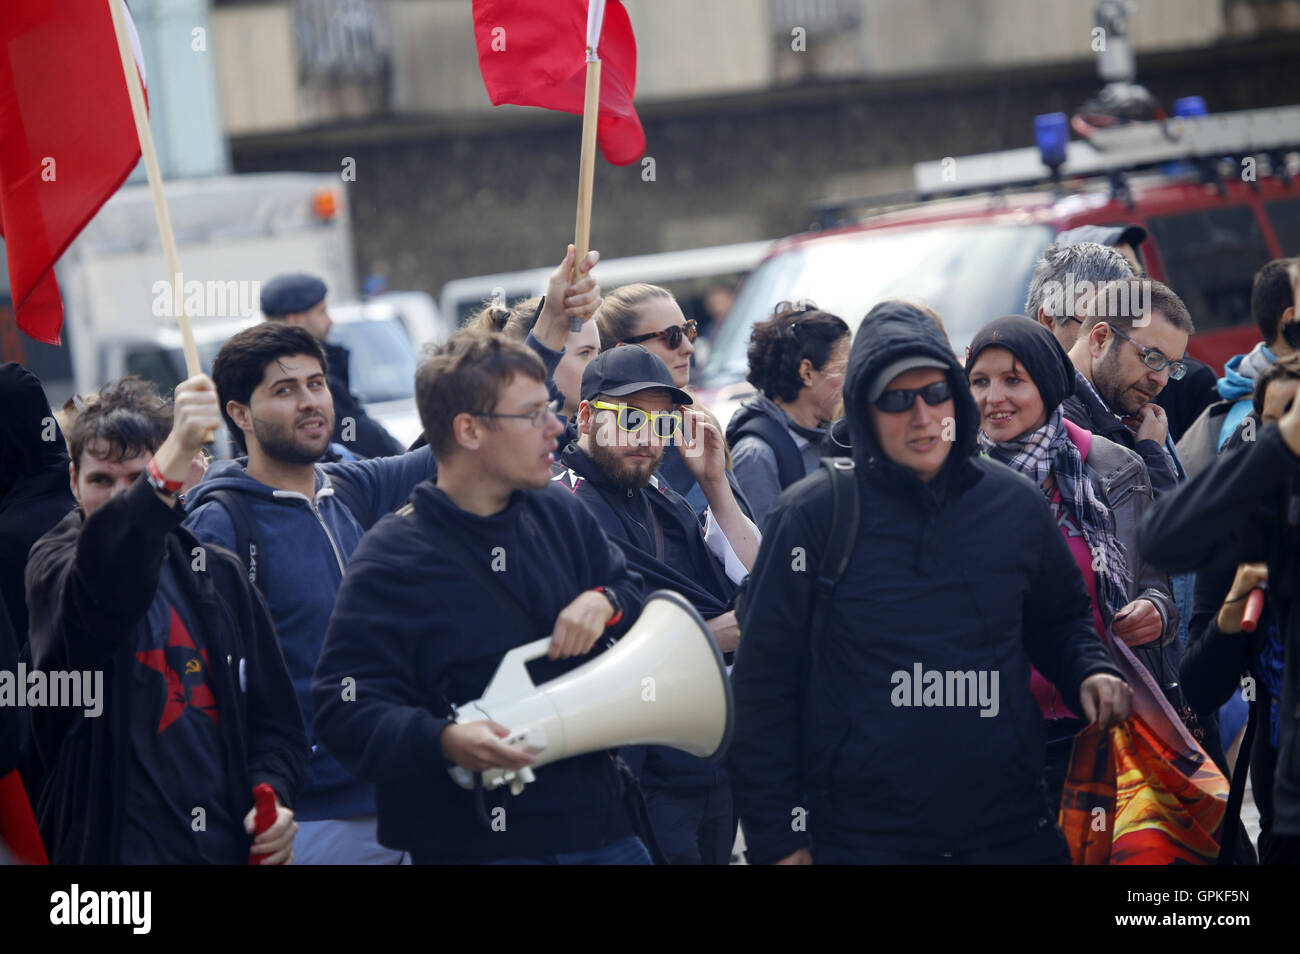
[271,488,347,574]
[310,498,347,574]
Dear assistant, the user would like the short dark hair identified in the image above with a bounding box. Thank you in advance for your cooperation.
[746,307,850,403]
[1081,278,1194,336]
[415,329,546,458]
[67,376,172,470]
[1251,259,1295,345]
[212,323,328,450]
[1253,352,1300,418]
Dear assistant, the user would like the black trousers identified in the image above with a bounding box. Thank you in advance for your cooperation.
[642,781,735,865]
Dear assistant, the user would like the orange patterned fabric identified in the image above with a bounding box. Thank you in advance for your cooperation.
[1059,717,1229,865]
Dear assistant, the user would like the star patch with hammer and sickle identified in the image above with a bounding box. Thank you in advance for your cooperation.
[136,606,220,732]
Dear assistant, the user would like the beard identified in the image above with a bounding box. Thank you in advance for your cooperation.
[252,409,333,465]
[1093,347,1151,417]
[587,436,662,492]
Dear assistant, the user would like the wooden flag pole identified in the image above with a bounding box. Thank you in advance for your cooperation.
[105,0,201,380]
[571,54,601,332]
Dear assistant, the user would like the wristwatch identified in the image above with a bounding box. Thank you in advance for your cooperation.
[594,586,624,627]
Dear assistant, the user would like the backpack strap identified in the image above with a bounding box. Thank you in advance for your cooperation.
[732,415,805,490]
[203,490,268,597]
[809,458,859,658]
[326,470,377,531]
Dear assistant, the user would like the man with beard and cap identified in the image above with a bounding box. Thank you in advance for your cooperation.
[550,345,759,864]
[184,323,434,863]
[1062,278,1193,496]
[0,364,77,647]
[728,300,1129,865]
[260,272,403,459]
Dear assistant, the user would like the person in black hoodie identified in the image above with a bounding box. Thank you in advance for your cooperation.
[0,363,77,648]
[729,300,1130,865]
[551,345,759,864]
[1143,362,1300,864]
[312,330,650,864]
[25,374,308,865]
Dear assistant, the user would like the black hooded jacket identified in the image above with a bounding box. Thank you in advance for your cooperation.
[0,364,76,645]
[552,443,735,620]
[311,479,648,861]
[322,342,403,459]
[552,442,735,790]
[1139,423,1300,839]
[728,301,1119,864]
[24,477,309,864]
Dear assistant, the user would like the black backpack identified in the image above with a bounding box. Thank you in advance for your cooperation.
[729,414,806,490]
[201,470,375,597]
[809,457,860,647]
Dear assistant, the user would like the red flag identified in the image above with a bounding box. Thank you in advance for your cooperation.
[472,0,645,166]
[0,770,48,864]
[0,0,146,345]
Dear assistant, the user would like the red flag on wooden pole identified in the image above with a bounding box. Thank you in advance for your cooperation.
[0,0,146,345]
[472,0,645,166]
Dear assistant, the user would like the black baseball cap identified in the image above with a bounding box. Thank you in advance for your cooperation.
[580,345,693,405]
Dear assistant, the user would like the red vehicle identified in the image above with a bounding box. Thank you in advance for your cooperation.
[696,113,1300,419]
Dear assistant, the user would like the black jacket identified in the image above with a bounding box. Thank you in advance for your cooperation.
[1139,423,1300,838]
[1154,355,1219,445]
[323,342,403,459]
[1061,369,1179,497]
[0,364,76,647]
[24,477,309,864]
[728,301,1120,864]
[552,443,734,790]
[311,479,647,862]
[0,590,24,778]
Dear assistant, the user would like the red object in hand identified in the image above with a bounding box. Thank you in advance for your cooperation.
[1241,588,1266,633]
[248,783,277,865]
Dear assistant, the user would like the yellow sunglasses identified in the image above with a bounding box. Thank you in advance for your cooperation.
[590,400,683,439]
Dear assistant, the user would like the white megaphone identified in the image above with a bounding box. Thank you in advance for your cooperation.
[448,590,733,795]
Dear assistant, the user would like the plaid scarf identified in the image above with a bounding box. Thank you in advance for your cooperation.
[978,407,1133,623]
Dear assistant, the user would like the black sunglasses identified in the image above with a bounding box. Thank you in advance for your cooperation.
[621,319,698,350]
[874,379,952,414]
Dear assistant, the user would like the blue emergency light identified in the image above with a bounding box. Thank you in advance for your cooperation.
[1034,112,1070,170]
[1173,96,1208,118]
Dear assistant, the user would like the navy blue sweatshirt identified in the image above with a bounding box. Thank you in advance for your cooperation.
[311,478,647,861]
[184,448,434,821]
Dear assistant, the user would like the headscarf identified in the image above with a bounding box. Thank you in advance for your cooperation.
[968,316,1132,622]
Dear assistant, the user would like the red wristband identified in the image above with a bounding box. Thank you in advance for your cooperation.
[594,586,623,627]
[146,456,184,495]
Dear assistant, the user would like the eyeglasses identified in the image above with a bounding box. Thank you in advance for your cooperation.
[620,320,698,350]
[874,379,952,414]
[774,299,818,316]
[1104,325,1187,380]
[590,400,683,438]
[477,398,562,428]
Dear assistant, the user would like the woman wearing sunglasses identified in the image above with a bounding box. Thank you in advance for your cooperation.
[596,284,753,522]
[726,303,850,531]
[966,314,1178,814]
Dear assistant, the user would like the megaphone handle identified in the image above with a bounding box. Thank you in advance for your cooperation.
[480,636,554,702]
